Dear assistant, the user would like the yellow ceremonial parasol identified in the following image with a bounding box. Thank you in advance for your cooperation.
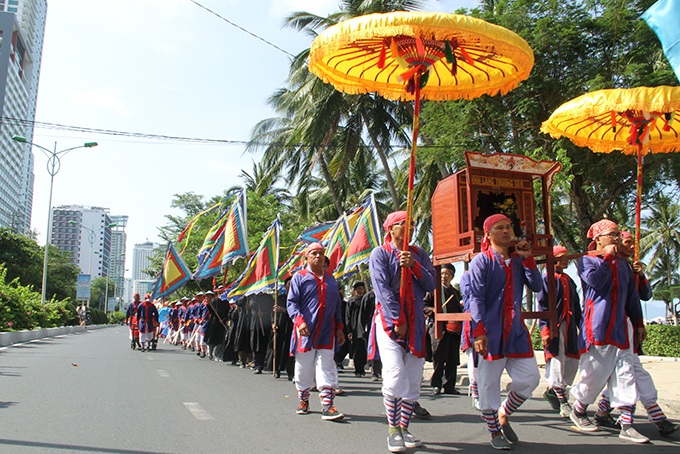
[309,11,534,254]
[541,86,680,260]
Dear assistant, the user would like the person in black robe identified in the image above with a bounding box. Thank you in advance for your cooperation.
[347,281,368,377]
[424,263,463,395]
[267,276,295,379]
[233,296,252,368]
[360,290,382,381]
[204,288,230,361]
[223,299,240,364]
[249,293,273,374]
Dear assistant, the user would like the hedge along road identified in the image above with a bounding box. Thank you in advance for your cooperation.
[0,326,678,454]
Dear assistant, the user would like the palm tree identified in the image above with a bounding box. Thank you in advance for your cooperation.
[248,0,426,216]
[641,193,680,324]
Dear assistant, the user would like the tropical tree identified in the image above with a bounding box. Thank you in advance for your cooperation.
[419,0,679,250]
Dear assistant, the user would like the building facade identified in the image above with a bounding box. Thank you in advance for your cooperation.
[50,205,115,279]
[132,240,159,281]
[0,0,47,233]
[109,214,128,302]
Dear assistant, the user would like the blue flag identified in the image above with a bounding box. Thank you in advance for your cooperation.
[643,0,680,82]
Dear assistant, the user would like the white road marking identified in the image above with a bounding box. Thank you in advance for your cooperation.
[157,369,170,377]
[146,356,155,360]
[183,402,214,420]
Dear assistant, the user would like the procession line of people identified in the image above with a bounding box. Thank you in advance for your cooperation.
[124,211,677,452]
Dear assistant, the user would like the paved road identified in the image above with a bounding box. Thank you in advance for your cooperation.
[1,326,678,453]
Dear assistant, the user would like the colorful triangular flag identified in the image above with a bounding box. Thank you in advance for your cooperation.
[193,201,249,281]
[298,221,334,244]
[151,242,192,300]
[643,0,680,82]
[334,195,381,280]
[278,242,306,280]
[321,214,350,275]
[226,218,280,299]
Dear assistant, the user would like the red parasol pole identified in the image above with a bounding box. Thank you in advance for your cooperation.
[635,146,642,262]
[403,72,421,253]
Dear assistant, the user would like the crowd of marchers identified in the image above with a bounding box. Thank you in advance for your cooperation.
[124,211,678,452]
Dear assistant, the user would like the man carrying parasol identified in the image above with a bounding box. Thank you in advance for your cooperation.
[569,220,648,443]
[368,211,436,452]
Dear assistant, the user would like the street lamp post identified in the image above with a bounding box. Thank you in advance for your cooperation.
[73,221,116,307]
[12,136,98,306]
[96,252,123,315]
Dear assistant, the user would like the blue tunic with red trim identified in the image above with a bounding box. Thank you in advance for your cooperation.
[537,271,581,359]
[178,306,188,332]
[367,242,436,359]
[287,268,344,355]
[136,302,158,334]
[198,302,210,335]
[468,249,543,360]
[577,254,644,352]
[460,272,474,352]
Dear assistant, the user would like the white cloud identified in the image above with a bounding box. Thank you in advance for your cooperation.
[70,88,129,116]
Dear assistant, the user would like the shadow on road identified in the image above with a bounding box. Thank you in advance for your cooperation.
[0,438,177,454]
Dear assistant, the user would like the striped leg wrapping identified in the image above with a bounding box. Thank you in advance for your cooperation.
[597,397,611,413]
[646,404,666,423]
[554,387,567,403]
[481,410,501,433]
[618,405,635,425]
[400,400,415,429]
[319,388,334,408]
[384,396,402,427]
[574,400,588,414]
[500,390,527,417]
[470,382,479,399]
[298,388,310,402]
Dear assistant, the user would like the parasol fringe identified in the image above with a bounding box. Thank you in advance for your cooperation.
[540,128,680,155]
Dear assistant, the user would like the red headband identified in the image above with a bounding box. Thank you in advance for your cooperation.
[587,219,618,250]
[481,214,511,252]
[553,246,568,257]
[383,211,410,244]
[620,231,633,240]
[305,242,325,255]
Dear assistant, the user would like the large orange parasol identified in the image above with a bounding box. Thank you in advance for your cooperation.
[541,86,680,260]
[309,11,534,255]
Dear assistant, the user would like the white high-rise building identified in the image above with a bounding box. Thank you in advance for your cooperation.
[51,205,113,278]
[132,240,160,280]
[0,0,47,233]
[109,215,128,300]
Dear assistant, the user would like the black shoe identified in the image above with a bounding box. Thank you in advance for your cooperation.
[657,419,678,436]
[444,388,461,395]
[594,413,618,429]
[543,388,560,413]
[275,371,281,378]
[253,369,262,375]
[413,402,431,420]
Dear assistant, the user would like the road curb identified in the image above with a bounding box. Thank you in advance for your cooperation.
[0,324,115,347]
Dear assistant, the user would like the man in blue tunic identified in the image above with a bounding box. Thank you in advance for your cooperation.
[469,214,542,450]
[287,242,345,421]
[368,211,436,453]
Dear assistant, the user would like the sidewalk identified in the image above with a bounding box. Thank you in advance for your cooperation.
[421,351,680,418]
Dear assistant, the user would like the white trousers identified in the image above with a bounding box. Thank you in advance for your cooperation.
[140,332,154,343]
[601,319,657,407]
[477,356,540,412]
[294,348,338,391]
[545,324,579,389]
[466,348,477,385]
[375,322,425,401]
[571,344,636,407]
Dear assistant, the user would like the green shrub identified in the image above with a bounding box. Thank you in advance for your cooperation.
[89,308,108,325]
[643,324,680,357]
[109,311,125,324]
[0,264,79,331]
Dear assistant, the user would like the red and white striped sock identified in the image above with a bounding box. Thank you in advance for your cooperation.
[646,404,666,423]
[481,410,501,433]
[500,390,527,417]
[384,396,402,427]
[400,400,415,429]
[297,388,310,402]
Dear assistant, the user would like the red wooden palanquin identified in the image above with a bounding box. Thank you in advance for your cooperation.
[430,151,561,339]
